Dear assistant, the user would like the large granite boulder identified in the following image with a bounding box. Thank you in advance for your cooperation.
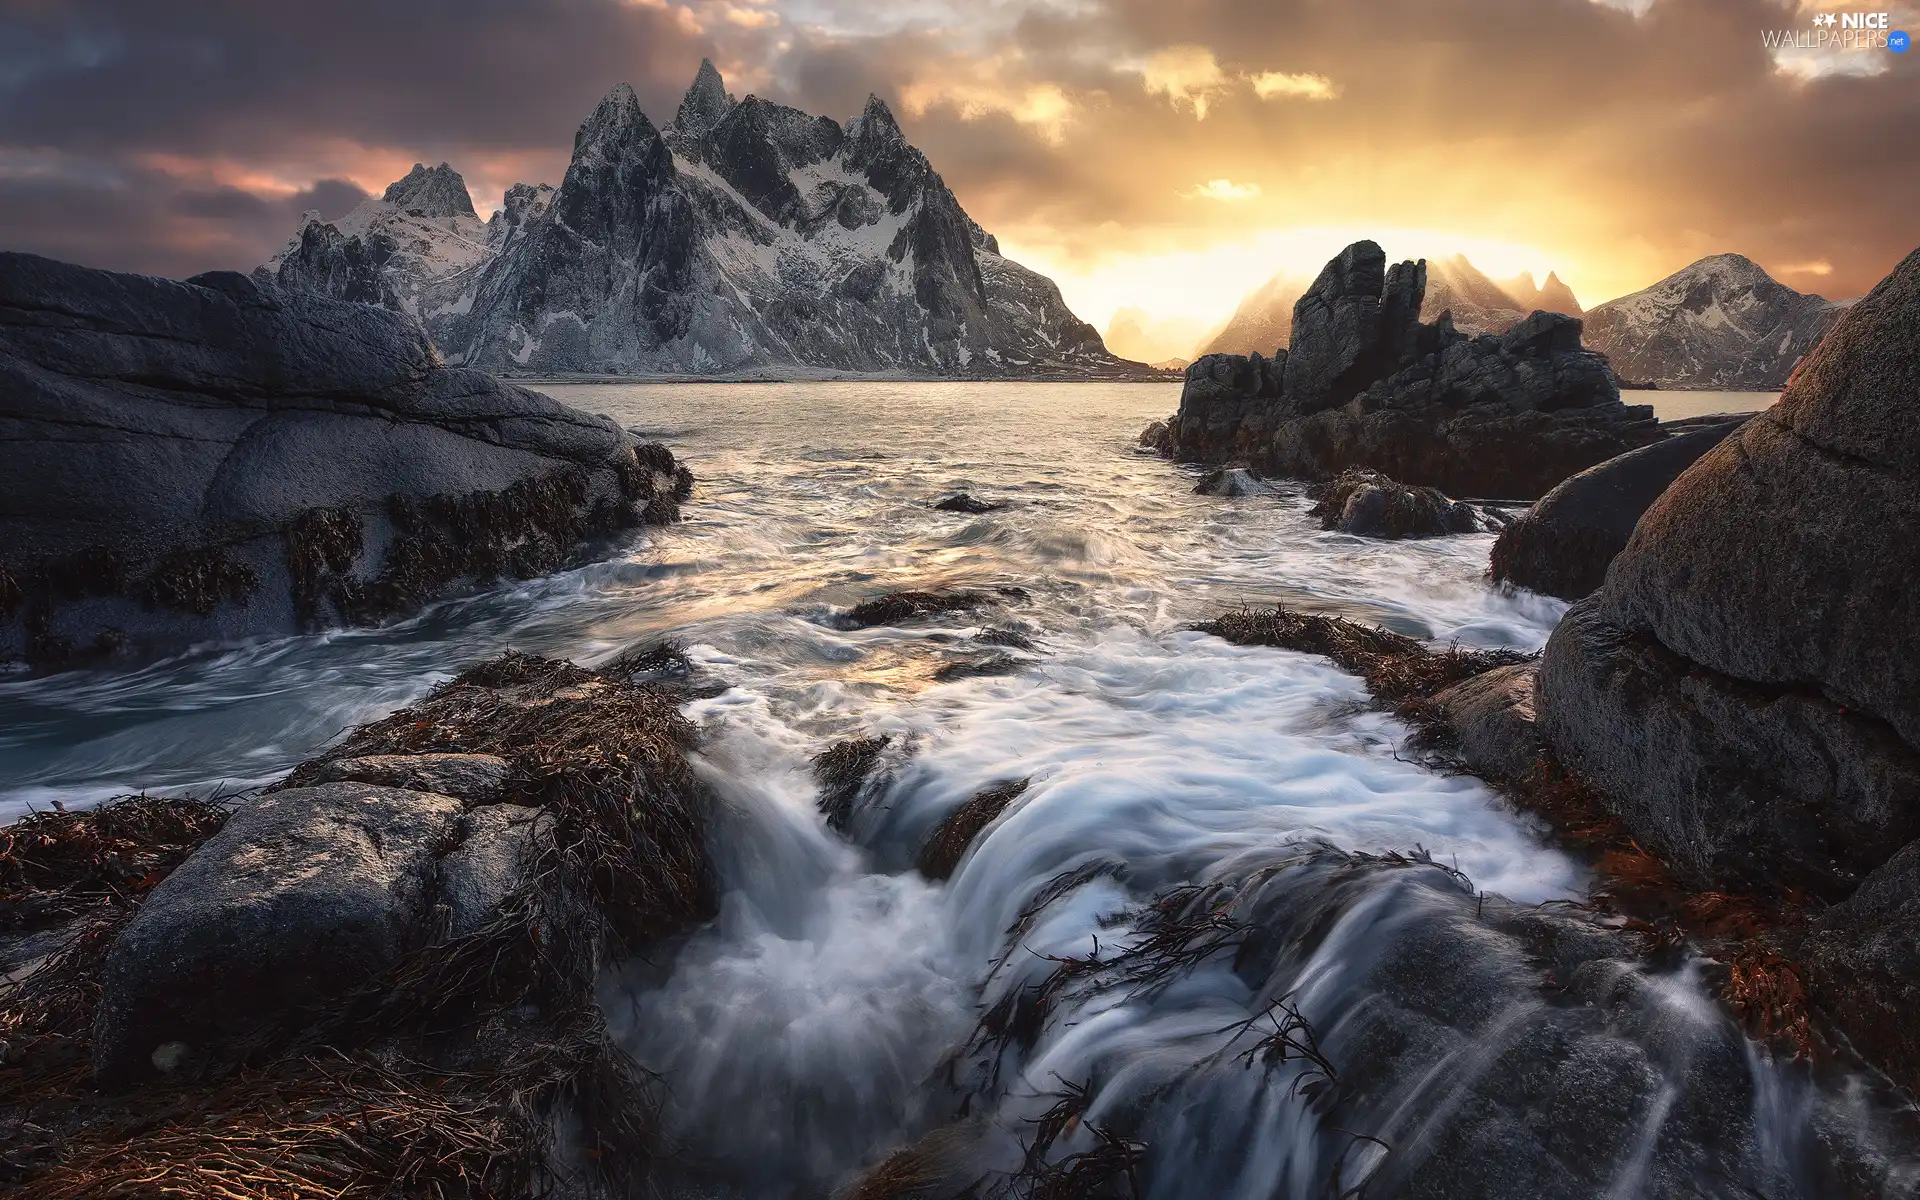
[1537,247,1920,900]
[0,252,691,666]
[1491,416,1749,599]
[1147,241,1664,498]
[91,782,468,1084]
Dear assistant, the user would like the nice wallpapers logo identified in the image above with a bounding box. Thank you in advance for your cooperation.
[1762,10,1911,51]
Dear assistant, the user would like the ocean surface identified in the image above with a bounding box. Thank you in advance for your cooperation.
[2,382,1886,1197]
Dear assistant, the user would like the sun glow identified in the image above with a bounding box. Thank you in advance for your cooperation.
[998,225,1563,347]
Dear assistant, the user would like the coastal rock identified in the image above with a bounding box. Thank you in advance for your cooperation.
[0,252,689,666]
[92,782,467,1083]
[1428,662,1545,784]
[1795,841,1920,1089]
[1154,241,1663,498]
[932,492,1002,514]
[1490,417,1748,599]
[309,752,512,803]
[1538,247,1920,899]
[1193,466,1266,497]
[1306,468,1479,538]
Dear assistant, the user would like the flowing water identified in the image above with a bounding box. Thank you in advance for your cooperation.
[0,382,1908,1197]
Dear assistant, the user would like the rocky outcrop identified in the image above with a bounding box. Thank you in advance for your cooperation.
[0,252,690,666]
[4,652,712,1195]
[1537,247,1920,902]
[1151,241,1664,499]
[1582,254,1849,390]
[1306,468,1481,538]
[1490,417,1748,599]
[261,64,1129,379]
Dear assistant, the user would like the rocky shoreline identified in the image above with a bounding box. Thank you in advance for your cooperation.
[0,252,692,669]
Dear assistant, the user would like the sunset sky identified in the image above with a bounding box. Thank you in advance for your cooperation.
[4,0,1915,346]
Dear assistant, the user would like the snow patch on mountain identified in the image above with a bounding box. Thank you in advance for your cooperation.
[259,64,1127,378]
[1582,253,1849,389]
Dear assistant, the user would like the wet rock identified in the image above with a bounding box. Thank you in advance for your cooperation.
[439,804,554,939]
[1306,468,1480,538]
[930,651,1023,682]
[842,587,1020,628]
[916,779,1029,880]
[1427,662,1545,784]
[1152,241,1662,498]
[1795,841,1920,1091]
[1538,247,1920,902]
[1490,417,1747,599]
[0,252,692,667]
[91,782,466,1084]
[1137,419,1174,455]
[812,735,895,835]
[1192,466,1266,497]
[310,753,512,803]
[931,492,1003,514]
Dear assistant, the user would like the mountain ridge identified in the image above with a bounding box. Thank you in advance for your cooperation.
[259,62,1137,378]
[1581,253,1849,389]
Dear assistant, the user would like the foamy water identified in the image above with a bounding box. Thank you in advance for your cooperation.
[1,382,1903,1197]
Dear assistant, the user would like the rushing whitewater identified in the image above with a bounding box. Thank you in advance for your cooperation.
[0,382,1905,1197]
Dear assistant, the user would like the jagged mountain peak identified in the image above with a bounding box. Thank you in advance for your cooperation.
[849,94,904,142]
[575,83,656,151]
[674,58,736,138]
[382,162,476,219]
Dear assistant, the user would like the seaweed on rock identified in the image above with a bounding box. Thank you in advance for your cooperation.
[813,735,895,835]
[917,780,1030,881]
[1194,606,1530,705]
[140,547,259,616]
[285,505,365,627]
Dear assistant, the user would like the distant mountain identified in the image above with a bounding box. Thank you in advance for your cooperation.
[1499,270,1583,317]
[1582,254,1849,389]
[1104,305,1212,364]
[259,162,492,325]
[259,61,1124,377]
[1422,254,1530,335]
[1201,253,1583,357]
[1198,272,1306,356]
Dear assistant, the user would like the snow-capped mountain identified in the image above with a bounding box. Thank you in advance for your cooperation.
[1581,254,1848,389]
[1201,253,1583,356]
[259,63,1125,377]
[258,162,492,337]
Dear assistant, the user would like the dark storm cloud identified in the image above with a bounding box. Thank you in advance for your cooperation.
[0,0,729,275]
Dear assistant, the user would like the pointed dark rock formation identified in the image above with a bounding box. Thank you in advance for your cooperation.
[672,57,736,143]
[382,162,477,219]
[1154,241,1658,498]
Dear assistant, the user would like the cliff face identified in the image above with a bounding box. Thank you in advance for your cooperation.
[261,63,1125,378]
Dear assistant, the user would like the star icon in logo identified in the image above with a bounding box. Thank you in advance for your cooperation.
[1821,11,1840,25]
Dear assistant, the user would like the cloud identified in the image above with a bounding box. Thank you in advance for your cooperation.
[0,0,1913,320]
[1183,178,1263,201]
[1251,71,1338,101]
[1134,44,1232,118]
